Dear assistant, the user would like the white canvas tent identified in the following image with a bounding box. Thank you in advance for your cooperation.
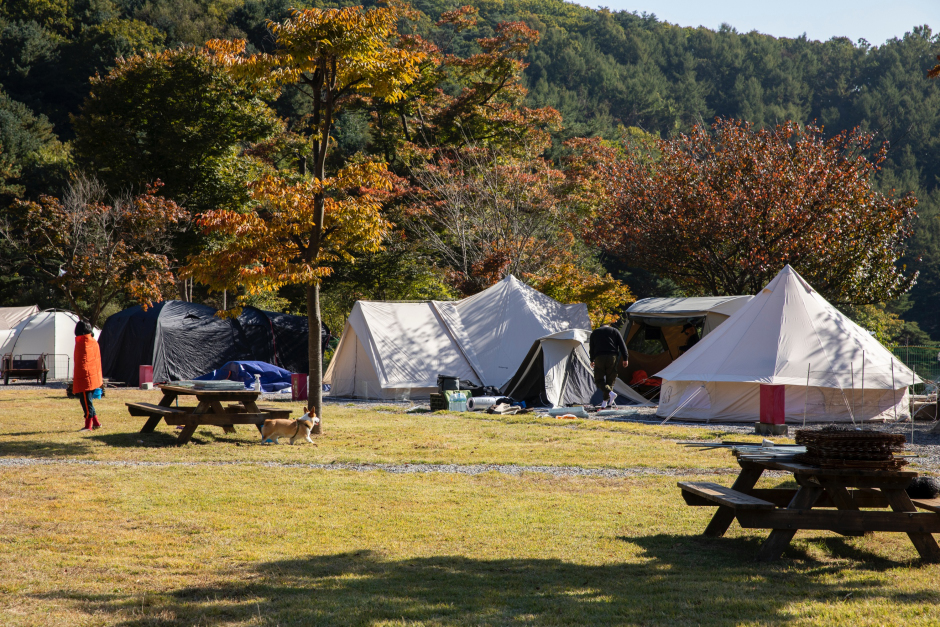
[0,305,39,330]
[656,266,920,423]
[502,329,654,407]
[325,275,591,399]
[0,310,100,380]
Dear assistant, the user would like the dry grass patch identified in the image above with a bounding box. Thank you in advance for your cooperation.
[1,388,939,625]
[1,465,940,626]
[0,387,748,469]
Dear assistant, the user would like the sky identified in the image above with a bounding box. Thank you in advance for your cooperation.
[591,0,937,46]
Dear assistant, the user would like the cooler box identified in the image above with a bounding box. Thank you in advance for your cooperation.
[291,373,308,401]
[139,365,153,387]
[760,384,785,424]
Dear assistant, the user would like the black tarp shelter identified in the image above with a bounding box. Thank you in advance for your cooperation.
[100,301,329,386]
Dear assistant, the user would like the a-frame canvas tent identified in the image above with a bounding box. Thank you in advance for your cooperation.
[501,329,654,408]
[0,306,39,330]
[656,265,920,422]
[324,275,591,399]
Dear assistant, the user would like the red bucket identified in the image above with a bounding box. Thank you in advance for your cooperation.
[291,373,308,401]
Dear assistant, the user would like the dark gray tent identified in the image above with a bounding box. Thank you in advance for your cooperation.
[501,329,655,408]
[99,301,328,386]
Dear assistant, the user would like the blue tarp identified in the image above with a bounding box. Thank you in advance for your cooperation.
[195,361,293,392]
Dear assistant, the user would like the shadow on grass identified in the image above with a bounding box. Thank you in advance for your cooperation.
[41,535,940,626]
[89,431,183,448]
[0,438,92,457]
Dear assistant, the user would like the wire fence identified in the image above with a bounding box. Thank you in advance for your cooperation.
[890,346,940,394]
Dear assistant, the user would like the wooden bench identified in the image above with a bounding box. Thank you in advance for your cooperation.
[678,481,776,510]
[126,402,192,417]
[912,497,940,514]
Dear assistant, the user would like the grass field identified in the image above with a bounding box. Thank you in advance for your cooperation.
[1,387,940,626]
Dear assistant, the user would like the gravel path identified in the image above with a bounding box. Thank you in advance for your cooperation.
[0,457,737,478]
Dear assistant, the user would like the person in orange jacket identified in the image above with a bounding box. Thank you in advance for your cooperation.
[74,320,102,431]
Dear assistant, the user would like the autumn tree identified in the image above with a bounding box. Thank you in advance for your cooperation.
[1,177,189,326]
[190,5,426,424]
[528,261,634,327]
[409,142,567,295]
[367,7,561,163]
[409,140,633,319]
[573,119,919,304]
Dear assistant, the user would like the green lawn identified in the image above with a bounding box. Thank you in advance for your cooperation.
[1,387,939,626]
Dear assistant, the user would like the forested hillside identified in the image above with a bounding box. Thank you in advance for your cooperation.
[2,0,939,336]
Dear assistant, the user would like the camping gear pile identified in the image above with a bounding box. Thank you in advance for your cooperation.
[325,275,590,400]
[794,427,908,470]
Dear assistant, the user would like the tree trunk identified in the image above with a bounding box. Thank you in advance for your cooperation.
[307,281,323,433]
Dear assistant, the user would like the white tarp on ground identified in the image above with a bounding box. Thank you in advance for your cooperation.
[0,305,39,330]
[0,310,100,380]
[325,275,592,399]
[502,329,654,408]
[656,265,920,423]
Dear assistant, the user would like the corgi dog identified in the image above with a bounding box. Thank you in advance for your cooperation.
[261,408,320,445]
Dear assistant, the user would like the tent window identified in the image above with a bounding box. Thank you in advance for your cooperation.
[627,322,668,354]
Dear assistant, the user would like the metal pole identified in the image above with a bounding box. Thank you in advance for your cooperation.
[861,351,865,418]
[803,363,810,427]
[851,362,856,419]
[912,366,916,445]
[891,358,898,422]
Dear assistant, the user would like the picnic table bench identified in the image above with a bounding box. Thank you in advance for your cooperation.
[679,458,940,562]
[127,384,292,445]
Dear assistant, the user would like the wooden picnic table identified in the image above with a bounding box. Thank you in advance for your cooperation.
[127,384,292,445]
[679,457,940,562]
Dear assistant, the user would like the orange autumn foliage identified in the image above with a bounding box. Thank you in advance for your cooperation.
[185,160,394,298]
[570,119,918,304]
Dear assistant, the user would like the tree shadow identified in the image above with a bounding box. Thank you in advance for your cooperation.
[36,535,940,626]
[0,438,92,457]
[89,431,183,448]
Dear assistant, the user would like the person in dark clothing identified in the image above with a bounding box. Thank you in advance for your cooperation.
[589,324,629,408]
[678,323,700,355]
